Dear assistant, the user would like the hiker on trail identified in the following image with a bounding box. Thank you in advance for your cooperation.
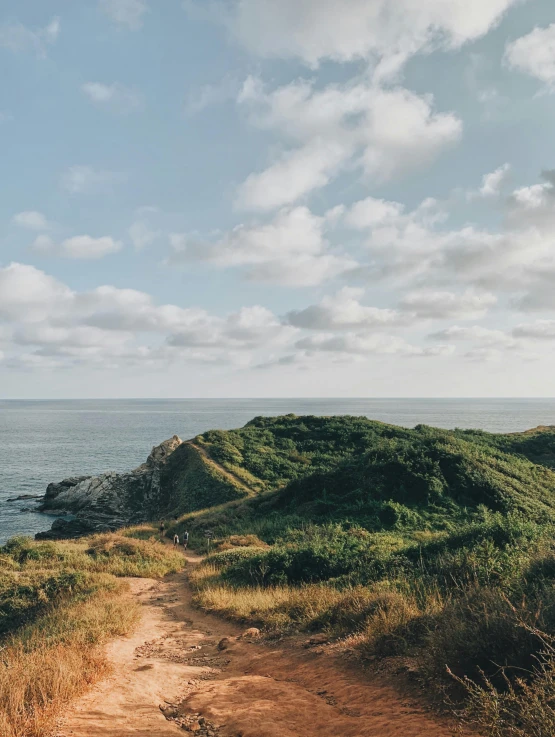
[159,521,165,540]
[173,533,180,547]
[182,530,189,550]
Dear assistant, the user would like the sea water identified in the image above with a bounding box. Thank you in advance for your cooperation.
[1,397,554,544]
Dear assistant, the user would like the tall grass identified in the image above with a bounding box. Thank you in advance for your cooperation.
[186,517,555,737]
[0,531,184,737]
[0,583,138,737]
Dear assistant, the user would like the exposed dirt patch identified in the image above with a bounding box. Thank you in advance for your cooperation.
[57,551,471,737]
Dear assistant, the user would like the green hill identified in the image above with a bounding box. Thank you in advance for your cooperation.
[166,416,555,734]
[182,415,555,525]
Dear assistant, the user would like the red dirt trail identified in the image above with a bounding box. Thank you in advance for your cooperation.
[56,552,471,737]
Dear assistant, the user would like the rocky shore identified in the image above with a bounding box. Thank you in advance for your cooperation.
[36,435,183,539]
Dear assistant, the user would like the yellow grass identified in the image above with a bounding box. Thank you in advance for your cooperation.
[194,581,344,629]
[190,559,446,656]
[7,533,185,578]
[0,583,139,737]
[0,531,185,737]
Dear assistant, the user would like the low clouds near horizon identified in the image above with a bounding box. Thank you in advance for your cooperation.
[2,0,555,397]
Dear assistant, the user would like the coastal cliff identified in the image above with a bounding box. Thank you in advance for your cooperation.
[36,434,250,539]
[37,416,555,541]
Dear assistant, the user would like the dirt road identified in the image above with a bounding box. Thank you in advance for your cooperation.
[57,552,467,737]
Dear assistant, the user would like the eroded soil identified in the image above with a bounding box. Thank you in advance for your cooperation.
[56,552,468,737]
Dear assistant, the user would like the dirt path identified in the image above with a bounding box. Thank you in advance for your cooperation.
[187,442,254,493]
[57,552,469,737]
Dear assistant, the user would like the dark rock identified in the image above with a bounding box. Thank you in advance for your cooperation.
[6,494,44,502]
[36,436,184,540]
[35,514,126,540]
[40,477,92,510]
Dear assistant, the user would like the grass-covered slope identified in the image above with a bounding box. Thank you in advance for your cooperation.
[457,424,555,469]
[194,414,412,491]
[0,528,183,737]
[178,416,555,530]
[165,416,555,736]
[159,441,252,515]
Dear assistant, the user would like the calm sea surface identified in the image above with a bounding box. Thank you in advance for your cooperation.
[1,398,554,544]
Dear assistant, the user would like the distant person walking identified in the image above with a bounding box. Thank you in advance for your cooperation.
[182,530,189,550]
[173,533,180,547]
[159,521,165,541]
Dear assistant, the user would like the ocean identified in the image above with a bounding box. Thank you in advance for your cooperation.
[1,398,554,545]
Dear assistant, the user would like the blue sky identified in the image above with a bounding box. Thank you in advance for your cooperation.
[1,0,555,398]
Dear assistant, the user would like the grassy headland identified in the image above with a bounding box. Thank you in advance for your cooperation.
[165,415,555,735]
[0,528,182,737]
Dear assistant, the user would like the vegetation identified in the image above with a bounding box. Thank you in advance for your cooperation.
[5,415,555,735]
[0,528,183,737]
[166,415,555,735]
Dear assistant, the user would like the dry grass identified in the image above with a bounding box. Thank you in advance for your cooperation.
[215,535,269,552]
[191,559,344,630]
[450,625,555,736]
[0,582,139,737]
[6,533,184,578]
[190,556,448,662]
[0,531,185,737]
[190,561,426,643]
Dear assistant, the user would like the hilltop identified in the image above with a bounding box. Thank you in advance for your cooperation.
[38,415,555,540]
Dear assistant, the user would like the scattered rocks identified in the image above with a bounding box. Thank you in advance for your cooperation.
[159,704,179,719]
[35,514,125,540]
[239,627,261,640]
[162,708,220,736]
[303,633,329,648]
[6,494,44,502]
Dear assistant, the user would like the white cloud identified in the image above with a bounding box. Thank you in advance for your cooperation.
[237,76,462,209]
[236,138,349,211]
[32,235,55,252]
[82,83,142,112]
[185,76,241,115]
[337,170,555,304]
[479,163,511,197]
[286,288,407,330]
[228,0,518,68]
[343,195,451,282]
[12,211,51,231]
[129,221,159,249]
[513,320,555,340]
[429,325,517,348]
[346,198,404,229]
[0,263,72,323]
[0,17,60,57]
[0,263,295,371]
[99,0,148,30]
[505,24,555,88]
[61,166,122,194]
[61,236,122,259]
[34,235,122,259]
[169,206,355,286]
[167,305,294,349]
[400,289,497,319]
[295,332,454,358]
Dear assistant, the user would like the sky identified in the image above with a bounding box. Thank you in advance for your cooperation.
[1,0,555,398]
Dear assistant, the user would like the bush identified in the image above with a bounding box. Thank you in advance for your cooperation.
[209,546,269,570]
[216,534,269,551]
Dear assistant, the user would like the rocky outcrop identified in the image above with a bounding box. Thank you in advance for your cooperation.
[37,436,183,539]
[35,514,126,540]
